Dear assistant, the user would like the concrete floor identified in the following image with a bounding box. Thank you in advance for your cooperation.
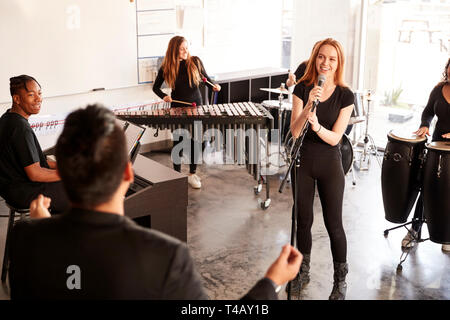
[0,148,449,300]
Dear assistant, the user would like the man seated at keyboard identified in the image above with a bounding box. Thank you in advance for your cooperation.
[0,75,68,213]
[9,104,302,299]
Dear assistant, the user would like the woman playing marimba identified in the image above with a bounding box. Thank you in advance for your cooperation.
[153,36,221,189]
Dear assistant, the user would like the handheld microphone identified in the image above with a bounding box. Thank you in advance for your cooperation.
[311,74,326,112]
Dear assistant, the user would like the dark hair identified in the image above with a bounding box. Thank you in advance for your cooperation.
[442,58,450,83]
[10,75,41,96]
[55,104,128,207]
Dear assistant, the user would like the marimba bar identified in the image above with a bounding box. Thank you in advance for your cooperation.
[116,102,274,209]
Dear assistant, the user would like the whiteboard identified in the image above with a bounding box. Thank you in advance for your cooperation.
[0,0,138,103]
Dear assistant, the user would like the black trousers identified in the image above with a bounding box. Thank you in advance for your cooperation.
[172,136,203,174]
[3,181,70,214]
[292,145,347,263]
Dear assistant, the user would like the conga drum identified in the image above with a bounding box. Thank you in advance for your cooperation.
[423,141,450,244]
[262,100,292,143]
[381,130,427,223]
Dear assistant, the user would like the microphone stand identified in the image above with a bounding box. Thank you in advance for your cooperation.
[279,102,316,300]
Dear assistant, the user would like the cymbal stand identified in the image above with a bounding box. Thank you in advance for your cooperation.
[355,91,381,171]
[276,84,286,167]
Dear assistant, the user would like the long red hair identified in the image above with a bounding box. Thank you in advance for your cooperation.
[299,38,347,87]
[161,36,201,89]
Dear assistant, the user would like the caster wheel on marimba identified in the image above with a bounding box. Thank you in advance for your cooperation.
[397,264,403,272]
[254,184,262,195]
[261,199,271,210]
[384,230,389,237]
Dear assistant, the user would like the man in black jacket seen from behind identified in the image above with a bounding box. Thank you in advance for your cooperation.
[9,104,301,299]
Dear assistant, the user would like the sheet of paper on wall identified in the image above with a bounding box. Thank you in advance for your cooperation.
[138,33,174,58]
[137,10,176,35]
[138,57,164,83]
[137,0,175,11]
[175,0,203,6]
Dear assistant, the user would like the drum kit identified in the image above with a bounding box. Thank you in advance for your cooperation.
[260,84,292,167]
[382,129,450,270]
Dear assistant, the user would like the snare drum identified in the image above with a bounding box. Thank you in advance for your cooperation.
[423,141,450,244]
[262,100,292,143]
[381,130,427,223]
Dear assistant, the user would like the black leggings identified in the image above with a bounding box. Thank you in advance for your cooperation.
[172,136,202,174]
[293,148,347,263]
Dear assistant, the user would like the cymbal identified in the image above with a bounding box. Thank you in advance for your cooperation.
[260,87,289,95]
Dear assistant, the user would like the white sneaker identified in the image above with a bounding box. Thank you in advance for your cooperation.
[188,174,201,189]
[193,174,201,182]
[401,229,418,248]
[442,244,450,252]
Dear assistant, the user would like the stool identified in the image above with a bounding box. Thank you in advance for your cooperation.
[1,203,29,283]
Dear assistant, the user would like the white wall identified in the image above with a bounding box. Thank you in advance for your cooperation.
[200,0,283,74]
[291,0,361,88]
[0,0,138,103]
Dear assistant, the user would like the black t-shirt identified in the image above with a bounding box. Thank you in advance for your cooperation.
[153,57,214,108]
[293,82,354,150]
[0,110,48,193]
[294,61,307,81]
[420,83,450,142]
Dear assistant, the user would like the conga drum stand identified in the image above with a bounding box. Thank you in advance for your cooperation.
[276,89,286,167]
[383,192,429,271]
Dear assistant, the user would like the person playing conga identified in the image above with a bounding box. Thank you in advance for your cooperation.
[404,57,450,252]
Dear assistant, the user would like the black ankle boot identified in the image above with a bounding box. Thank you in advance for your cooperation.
[329,262,348,300]
[286,254,310,293]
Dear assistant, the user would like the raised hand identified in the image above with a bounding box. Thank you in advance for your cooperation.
[264,244,302,286]
[30,194,52,219]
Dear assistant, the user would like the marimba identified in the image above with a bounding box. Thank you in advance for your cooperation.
[116,102,274,209]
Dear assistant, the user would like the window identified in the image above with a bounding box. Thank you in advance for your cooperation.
[363,0,450,147]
